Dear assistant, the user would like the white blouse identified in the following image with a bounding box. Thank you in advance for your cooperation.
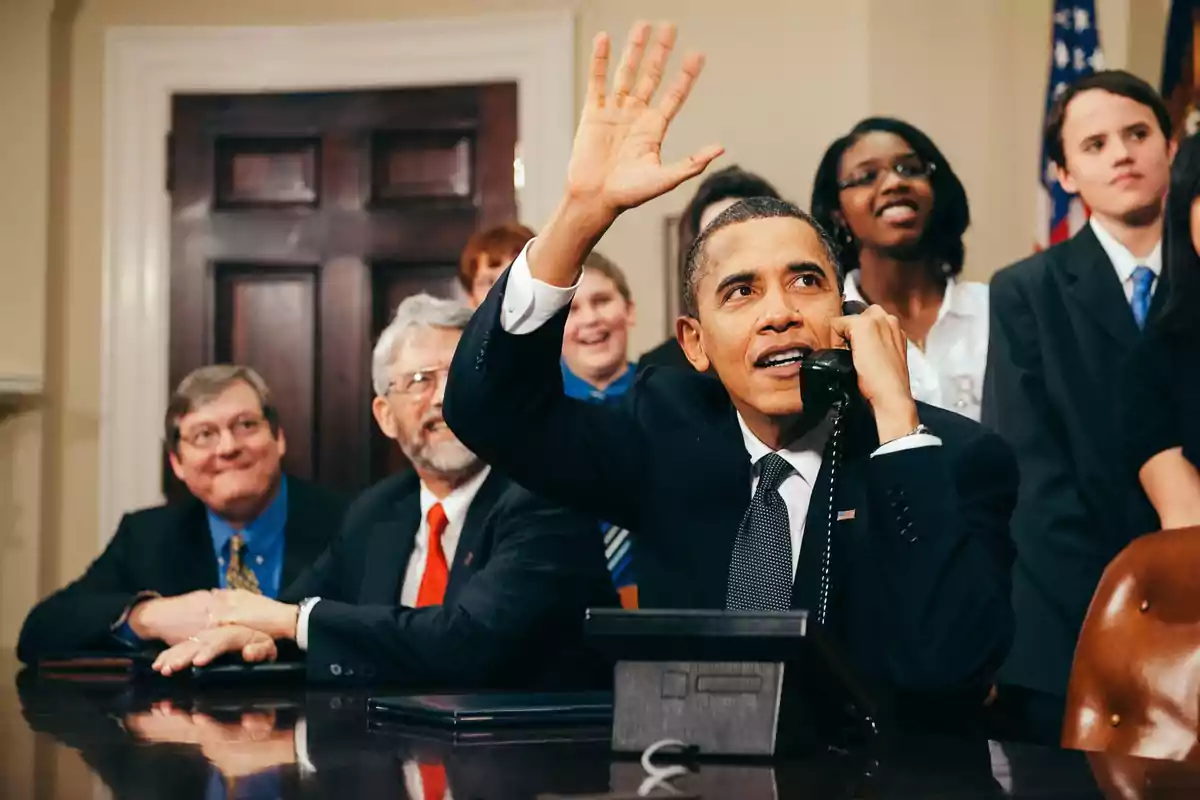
[843,270,990,421]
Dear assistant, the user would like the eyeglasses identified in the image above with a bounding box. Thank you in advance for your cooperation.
[179,415,267,450]
[837,156,936,191]
[387,366,451,399]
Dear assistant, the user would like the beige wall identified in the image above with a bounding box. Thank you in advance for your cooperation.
[0,0,51,654]
[0,0,1178,648]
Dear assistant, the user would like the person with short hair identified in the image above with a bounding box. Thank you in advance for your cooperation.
[17,365,347,664]
[561,250,641,606]
[459,222,536,308]
[445,22,1017,728]
[639,165,783,371]
[983,70,1176,743]
[150,294,616,689]
[811,117,987,420]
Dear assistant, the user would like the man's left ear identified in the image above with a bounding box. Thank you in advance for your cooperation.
[677,316,710,373]
[626,300,637,330]
[1169,137,1180,163]
[274,426,287,459]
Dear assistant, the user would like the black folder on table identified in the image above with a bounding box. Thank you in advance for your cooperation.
[34,651,305,684]
[367,692,613,730]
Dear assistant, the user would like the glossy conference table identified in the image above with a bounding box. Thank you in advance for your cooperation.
[3,658,1199,799]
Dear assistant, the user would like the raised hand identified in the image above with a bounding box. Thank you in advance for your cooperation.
[566,21,724,220]
[530,22,723,288]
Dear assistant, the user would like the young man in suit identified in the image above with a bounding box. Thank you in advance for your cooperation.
[151,294,615,688]
[982,71,1175,743]
[442,22,1017,724]
[17,365,348,663]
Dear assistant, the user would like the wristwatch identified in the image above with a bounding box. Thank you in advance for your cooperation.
[884,423,934,445]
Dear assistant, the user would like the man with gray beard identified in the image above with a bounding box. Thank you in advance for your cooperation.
[150,294,617,689]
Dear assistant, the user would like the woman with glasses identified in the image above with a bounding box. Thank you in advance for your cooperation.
[811,117,987,420]
[1120,132,1200,531]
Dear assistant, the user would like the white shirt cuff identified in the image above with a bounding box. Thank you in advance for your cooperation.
[294,718,315,774]
[871,432,942,458]
[296,598,320,652]
[499,238,582,334]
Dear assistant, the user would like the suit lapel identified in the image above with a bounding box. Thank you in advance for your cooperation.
[697,403,754,608]
[1061,225,1140,347]
[177,502,221,593]
[280,479,320,589]
[792,403,871,618]
[359,488,421,604]
[445,471,509,603]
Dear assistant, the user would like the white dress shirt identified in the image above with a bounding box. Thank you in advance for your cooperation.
[1089,216,1162,302]
[842,270,989,422]
[295,466,491,650]
[294,721,456,800]
[500,240,941,580]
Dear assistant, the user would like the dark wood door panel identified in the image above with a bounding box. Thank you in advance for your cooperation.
[213,266,318,480]
[171,83,518,494]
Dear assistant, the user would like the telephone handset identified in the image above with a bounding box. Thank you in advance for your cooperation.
[799,300,866,416]
[797,300,866,629]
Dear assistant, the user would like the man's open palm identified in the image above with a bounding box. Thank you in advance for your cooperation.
[567,21,723,215]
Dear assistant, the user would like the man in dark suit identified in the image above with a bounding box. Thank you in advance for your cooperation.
[982,71,1175,742]
[443,22,1017,722]
[17,365,347,664]
[150,294,615,688]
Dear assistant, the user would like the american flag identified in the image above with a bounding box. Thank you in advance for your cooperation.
[1037,0,1105,250]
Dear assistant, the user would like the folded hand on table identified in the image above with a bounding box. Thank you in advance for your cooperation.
[151,624,277,676]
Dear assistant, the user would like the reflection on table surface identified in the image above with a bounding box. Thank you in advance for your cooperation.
[5,661,1200,799]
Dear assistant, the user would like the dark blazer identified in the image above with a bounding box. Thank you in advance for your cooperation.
[983,224,1169,698]
[636,337,692,372]
[279,469,617,689]
[444,268,1018,713]
[16,477,347,664]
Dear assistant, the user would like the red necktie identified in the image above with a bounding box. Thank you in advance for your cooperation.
[418,762,447,800]
[415,503,449,607]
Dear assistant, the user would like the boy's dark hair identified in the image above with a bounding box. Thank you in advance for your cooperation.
[1045,70,1172,169]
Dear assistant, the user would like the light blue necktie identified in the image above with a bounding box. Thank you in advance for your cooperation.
[1131,266,1155,330]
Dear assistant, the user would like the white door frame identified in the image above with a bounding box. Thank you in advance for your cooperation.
[100,12,576,544]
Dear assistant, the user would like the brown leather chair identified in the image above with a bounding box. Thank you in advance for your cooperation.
[1062,526,1200,761]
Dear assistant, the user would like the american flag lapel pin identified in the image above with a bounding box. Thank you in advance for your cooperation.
[836,509,856,522]
[463,551,474,566]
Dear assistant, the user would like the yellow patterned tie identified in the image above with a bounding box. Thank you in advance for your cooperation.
[225,533,262,594]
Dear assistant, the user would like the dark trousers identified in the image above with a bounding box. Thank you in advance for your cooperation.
[985,684,1066,746]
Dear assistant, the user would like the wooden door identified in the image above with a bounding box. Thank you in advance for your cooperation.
[169,85,517,497]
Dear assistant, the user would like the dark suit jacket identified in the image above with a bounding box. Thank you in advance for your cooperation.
[444,267,1018,714]
[983,224,1168,697]
[637,337,692,372]
[279,469,617,688]
[16,477,347,664]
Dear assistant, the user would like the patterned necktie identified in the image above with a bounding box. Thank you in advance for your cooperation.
[416,503,450,607]
[1131,265,1155,330]
[224,533,262,594]
[726,453,794,611]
